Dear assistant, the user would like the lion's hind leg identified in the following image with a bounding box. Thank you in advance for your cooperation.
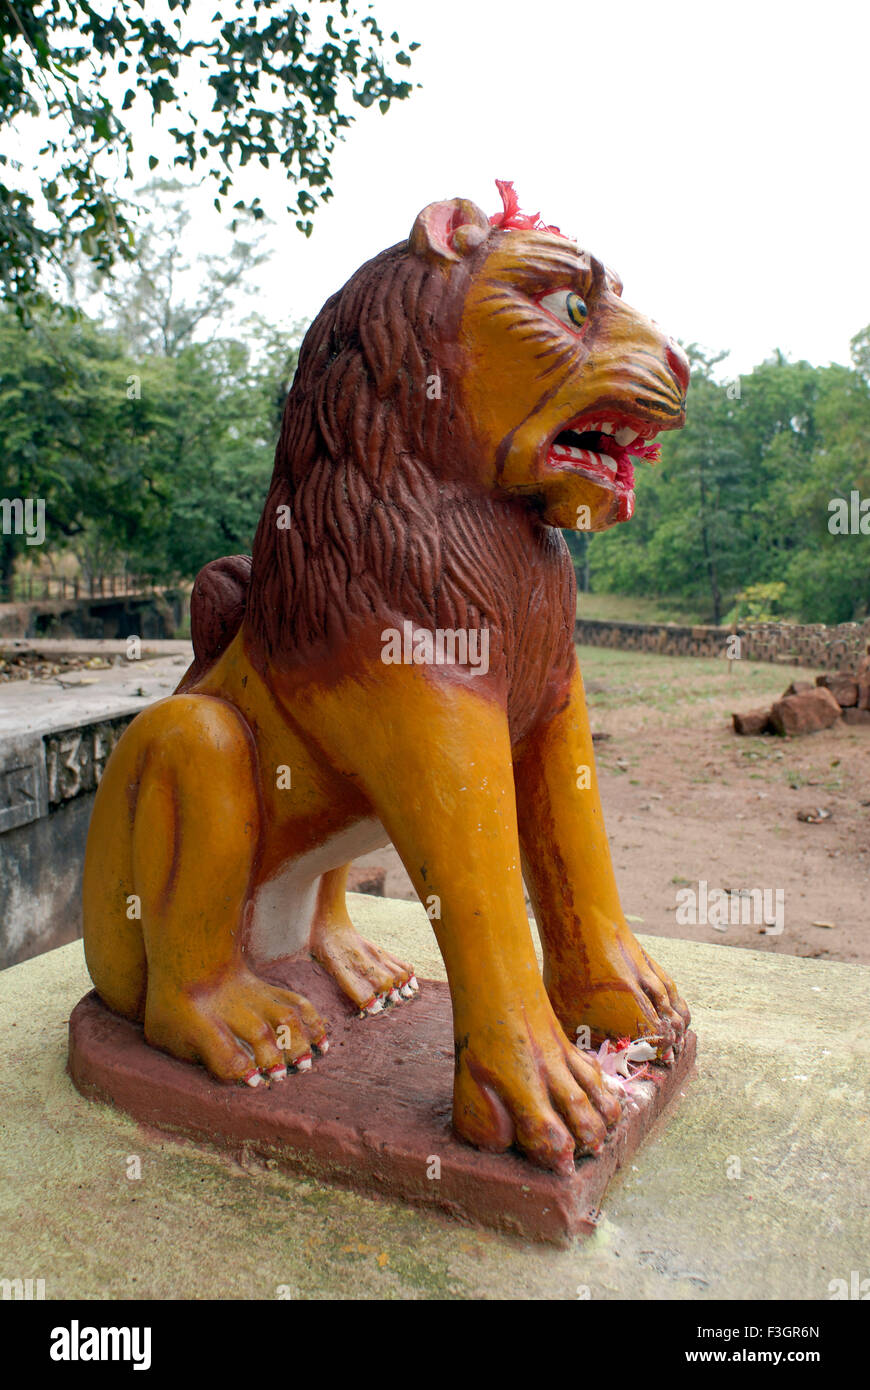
[87,694,328,1085]
[83,723,148,1020]
[309,865,417,1014]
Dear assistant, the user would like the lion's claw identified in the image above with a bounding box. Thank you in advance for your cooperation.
[452,990,622,1172]
[551,925,690,1064]
[312,921,416,1015]
[360,977,419,1016]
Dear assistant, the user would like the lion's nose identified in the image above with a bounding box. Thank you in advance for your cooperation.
[666,340,690,396]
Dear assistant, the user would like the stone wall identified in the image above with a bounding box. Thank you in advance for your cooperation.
[0,588,185,640]
[0,714,136,967]
[574,617,870,670]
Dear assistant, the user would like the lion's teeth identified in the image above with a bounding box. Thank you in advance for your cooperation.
[614,426,638,446]
[599,422,614,435]
[553,440,618,476]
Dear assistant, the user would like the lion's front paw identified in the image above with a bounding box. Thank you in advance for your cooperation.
[451,994,622,1175]
[548,922,691,1063]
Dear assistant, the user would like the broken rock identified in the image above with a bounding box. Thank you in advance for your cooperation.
[769,687,841,736]
[732,709,772,736]
[346,865,387,896]
[815,674,858,707]
[842,708,870,726]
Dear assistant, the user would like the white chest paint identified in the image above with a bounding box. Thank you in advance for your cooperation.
[247,817,391,963]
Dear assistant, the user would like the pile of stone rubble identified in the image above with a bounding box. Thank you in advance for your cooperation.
[733,650,870,736]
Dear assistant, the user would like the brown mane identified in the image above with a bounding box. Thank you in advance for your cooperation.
[245,232,577,728]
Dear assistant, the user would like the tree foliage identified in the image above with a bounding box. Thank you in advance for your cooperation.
[585,337,870,624]
[0,0,417,303]
[97,179,269,357]
[0,301,301,596]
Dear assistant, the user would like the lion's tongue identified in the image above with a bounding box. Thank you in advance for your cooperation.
[592,436,633,488]
[595,434,662,487]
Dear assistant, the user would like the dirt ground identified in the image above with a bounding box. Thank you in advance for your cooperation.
[354,646,870,967]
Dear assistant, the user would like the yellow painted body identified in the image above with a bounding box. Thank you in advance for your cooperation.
[84,633,687,1173]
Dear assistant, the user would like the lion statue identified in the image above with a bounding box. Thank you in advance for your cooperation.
[83,182,690,1174]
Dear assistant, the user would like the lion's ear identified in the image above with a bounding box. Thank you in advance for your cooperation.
[410,198,490,264]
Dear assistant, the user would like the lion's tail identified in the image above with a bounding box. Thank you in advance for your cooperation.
[176,554,252,692]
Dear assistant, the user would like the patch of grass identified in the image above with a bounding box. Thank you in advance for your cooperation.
[576,644,809,716]
[786,769,809,789]
[576,591,712,624]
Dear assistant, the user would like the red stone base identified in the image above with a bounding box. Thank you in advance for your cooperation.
[68,959,696,1246]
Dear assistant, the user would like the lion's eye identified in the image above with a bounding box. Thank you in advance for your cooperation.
[538,290,588,332]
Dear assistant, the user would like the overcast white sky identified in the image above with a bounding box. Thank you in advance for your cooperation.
[23,0,870,376]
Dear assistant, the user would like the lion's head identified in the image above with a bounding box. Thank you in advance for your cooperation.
[412,180,689,530]
[246,182,687,664]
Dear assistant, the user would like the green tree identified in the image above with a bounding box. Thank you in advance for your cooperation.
[587,342,870,624]
[777,344,870,621]
[588,348,755,623]
[0,0,417,304]
[0,302,302,596]
[121,330,302,582]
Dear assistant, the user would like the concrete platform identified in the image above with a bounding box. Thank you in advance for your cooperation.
[0,638,192,660]
[68,959,697,1246]
[0,642,192,739]
[1,893,868,1299]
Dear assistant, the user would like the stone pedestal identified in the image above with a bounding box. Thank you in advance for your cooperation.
[69,956,695,1246]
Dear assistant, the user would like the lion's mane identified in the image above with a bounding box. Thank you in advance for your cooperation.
[245,234,576,737]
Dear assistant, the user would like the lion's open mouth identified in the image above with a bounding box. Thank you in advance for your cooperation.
[545,413,662,520]
[549,418,661,488]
